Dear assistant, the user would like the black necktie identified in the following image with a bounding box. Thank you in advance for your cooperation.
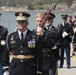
[44,27,49,31]
[21,33,23,39]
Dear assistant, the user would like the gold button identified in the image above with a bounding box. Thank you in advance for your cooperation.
[21,51,23,53]
[48,55,50,57]
[21,46,23,48]
[21,60,23,62]
[34,64,36,66]
[12,46,14,48]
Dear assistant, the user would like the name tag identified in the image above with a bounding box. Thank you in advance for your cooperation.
[10,41,16,44]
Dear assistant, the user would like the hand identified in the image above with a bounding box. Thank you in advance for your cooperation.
[52,45,57,49]
[3,71,9,75]
[36,27,44,35]
[62,31,68,38]
[1,40,6,45]
[37,71,42,75]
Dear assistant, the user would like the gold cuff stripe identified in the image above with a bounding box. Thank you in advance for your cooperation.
[3,66,9,69]
[37,71,42,74]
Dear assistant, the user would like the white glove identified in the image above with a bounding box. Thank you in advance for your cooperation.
[1,41,6,45]
[62,31,68,38]
[52,45,57,49]
[36,27,44,35]
[3,71,9,75]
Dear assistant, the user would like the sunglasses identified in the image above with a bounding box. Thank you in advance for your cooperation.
[17,20,27,23]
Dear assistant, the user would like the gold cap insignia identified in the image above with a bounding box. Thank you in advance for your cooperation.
[19,13,23,16]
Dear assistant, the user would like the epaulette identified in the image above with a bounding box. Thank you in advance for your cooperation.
[43,30,52,41]
[3,27,7,32]
[0,25,3,28]
[7,33,11,36]
[55,26,58,29]
[58,24,62,28]
[7,32,15,36]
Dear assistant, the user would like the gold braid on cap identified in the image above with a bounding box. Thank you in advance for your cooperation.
[16,12,28,20]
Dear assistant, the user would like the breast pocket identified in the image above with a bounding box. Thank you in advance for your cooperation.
[10,41,18,49]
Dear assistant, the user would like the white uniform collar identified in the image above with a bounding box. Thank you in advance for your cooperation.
[62,22,67,26]
[49,25,53,29]
[18,29,28,39]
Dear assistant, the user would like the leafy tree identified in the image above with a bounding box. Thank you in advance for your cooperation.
[28,4,34,10]
[0,0,73,7]
[36,1,43,5]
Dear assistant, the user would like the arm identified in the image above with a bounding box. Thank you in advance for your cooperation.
[2,35,10,72]
[0,27,8,53]
[42,30,56,49]
[36,35,43,75]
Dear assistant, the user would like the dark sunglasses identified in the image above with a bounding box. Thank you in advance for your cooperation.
[17,20,27,23]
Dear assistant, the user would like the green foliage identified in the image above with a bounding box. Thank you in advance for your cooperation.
[28,4,34,10]
[36,1,43,5]
[15,0,26,5]
[34,5,44,10]
[0,0,73,7]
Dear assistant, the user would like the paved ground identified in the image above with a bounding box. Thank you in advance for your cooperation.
[58,56,76,75]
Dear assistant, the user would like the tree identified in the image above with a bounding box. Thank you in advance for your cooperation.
[28,4,34,10]
[0,0,73,8]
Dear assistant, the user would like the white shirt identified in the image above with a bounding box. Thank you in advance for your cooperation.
[49,25,53,29]
[18,29,28,39]
[44,25,53,30]
[62,22,67,26]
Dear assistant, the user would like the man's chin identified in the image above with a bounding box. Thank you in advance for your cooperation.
[19,28,23,30]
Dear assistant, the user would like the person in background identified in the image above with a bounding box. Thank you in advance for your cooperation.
[72,16,76,34]
[35,13,56,75]
[72,16,76,55]
[67,15,74,57]
[67,15,74,26]
[2,12,43,75]
[0,13,8,75]
[58,15,74,69]
[73,16,76,26]
[44,13,60,75]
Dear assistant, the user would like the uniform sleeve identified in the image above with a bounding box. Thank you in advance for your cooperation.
[42,31,56,49]
[2,35,10,71]
[57,25,63,43]
[69,25,74,36]
[36,35,43,75]
[2,48,10,71]
[1,27,9,71]
[0,27,8,53]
